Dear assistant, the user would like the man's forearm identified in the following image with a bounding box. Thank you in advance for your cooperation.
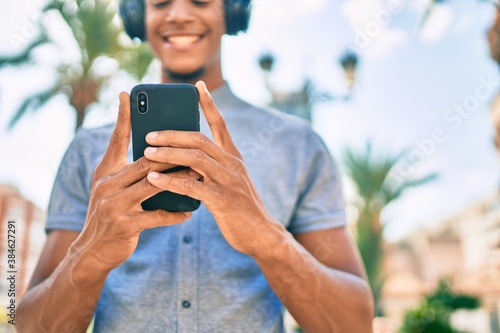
[253,224,374,333]
[17,244,109,333]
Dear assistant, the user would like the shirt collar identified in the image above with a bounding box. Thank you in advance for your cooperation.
[209,82,243,113]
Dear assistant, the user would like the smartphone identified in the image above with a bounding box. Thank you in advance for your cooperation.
[130,83,201,212]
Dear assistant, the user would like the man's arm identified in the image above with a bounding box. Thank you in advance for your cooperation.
[253,226,374,333]
[17,231,109,333]
[145,81,374,332]
[17,92,194,332]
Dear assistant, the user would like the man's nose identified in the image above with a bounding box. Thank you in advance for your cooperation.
[166,0,195,24]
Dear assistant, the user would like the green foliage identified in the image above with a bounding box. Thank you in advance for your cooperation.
[344,143,438,208]
[44,0,154,79]
[0,34,48,68]
[399,280,480,333]
[425,281,480,311]
[1,0,155,131]
[343,143,438,314]
[8,86,62,128]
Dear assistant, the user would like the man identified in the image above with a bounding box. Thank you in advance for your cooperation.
[17,0,374,332]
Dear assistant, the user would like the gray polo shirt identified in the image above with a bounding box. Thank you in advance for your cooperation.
[46,83,347,332]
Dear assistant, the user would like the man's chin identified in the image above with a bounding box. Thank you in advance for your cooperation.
[163,67,206,83]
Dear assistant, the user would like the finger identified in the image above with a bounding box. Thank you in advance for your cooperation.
[132,209,191,233]
[115,176,164,209]
[147,171,205,201]
[94,92,131,179]
[146,130,226,163]
[195,81,242,159]
[113,167,201,208]
[169,168,202,179]
[104,157,178,191]
[144,146,222,182]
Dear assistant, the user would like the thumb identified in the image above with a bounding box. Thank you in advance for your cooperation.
[94,92,131,180]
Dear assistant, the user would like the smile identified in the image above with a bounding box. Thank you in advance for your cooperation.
[162,35,203,47]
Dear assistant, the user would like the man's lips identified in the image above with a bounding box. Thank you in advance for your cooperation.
[161,34,203,47]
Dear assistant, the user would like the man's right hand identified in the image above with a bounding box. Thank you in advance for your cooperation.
[69,92,194,279]
[17,93,196,333]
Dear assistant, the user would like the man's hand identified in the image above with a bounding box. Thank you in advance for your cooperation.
[71,92,196,276]
[17,92,203,333]
[145,81,285,257]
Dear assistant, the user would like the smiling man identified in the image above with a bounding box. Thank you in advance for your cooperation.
[17,0,374,332]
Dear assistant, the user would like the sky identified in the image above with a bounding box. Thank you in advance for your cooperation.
[0,0,498,241]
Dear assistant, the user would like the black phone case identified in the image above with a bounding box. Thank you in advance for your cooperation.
[130,83,201,212]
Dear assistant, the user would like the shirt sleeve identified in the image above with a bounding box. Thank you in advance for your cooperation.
[45,129,94,234]
[287,130,347,235]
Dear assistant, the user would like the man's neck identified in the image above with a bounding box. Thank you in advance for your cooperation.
[161,66,225,92]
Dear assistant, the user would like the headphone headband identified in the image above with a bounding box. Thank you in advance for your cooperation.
[119,0,251,41]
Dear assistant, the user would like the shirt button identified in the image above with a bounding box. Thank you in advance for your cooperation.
[183,236,192,244]
[182,300,191,309]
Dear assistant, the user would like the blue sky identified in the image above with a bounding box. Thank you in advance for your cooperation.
[0,0,498,241]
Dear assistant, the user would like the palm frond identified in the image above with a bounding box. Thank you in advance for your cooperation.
[44,0,88,67]
[343,143,399,201]
[117,44,155,81]
[344,143,438,205]
[79,0,123,62]
[8,87,61,130]
[0,34,49,68]
[44,0,153,79]
[6,0,155,132]
[383,172,439,203]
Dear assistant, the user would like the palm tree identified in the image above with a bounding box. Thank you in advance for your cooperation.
[0,0,155,132]
[343,143,438,315]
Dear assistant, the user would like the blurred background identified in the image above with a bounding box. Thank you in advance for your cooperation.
[0,0,499,332]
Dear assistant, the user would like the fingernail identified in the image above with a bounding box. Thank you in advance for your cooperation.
[145,147,157,154]
[203,82,209,93]
[189,169,198,176]
[149,172,160,179]
[148,132,159,140]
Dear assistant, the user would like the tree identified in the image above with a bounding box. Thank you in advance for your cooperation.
[399,280,480,333]
[0,0,155,132]
[343,143,437,315]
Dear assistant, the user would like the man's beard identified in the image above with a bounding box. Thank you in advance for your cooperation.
[163,67,206,82]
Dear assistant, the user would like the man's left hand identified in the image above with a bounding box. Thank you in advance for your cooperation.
[145,81,285,257]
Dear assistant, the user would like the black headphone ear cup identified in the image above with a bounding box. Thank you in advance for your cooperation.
[119,0,146,41]
[225,0,251,36]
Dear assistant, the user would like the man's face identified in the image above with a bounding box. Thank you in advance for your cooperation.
[145,0,225,76]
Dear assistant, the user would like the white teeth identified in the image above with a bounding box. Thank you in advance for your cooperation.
[167,35,200,46]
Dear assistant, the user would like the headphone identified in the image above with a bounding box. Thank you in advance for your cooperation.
[119,0,251,41]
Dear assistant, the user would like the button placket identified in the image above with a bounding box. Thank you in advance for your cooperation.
[177,215,198,333]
